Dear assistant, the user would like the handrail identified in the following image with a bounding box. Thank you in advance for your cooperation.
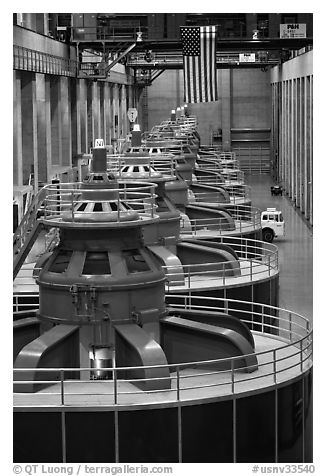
[13,44,78,77]
[164,237,278,289]
[13,296,312,406]
[106,155,177,179]
[189,184,251,201]
[181,205,261,235]
[40,182,159,225]
[13,187,48,256]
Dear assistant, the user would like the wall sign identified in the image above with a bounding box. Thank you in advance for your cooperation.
[127,108,138,123]
[239,53,256,63]
[280,24,306,38]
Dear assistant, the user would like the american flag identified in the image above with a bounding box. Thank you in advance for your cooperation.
[180,26,218,103]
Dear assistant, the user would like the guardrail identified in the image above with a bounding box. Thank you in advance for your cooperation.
[13,293,39,313]
[106,155,177,179]
[13,296,312,406]
[13,44,78,76]
[190,184,251,202]
[232,147,271,174]
[194,173,245,185]
[40,182,158,224]
[180,205,261,235]
[164,237,278,289]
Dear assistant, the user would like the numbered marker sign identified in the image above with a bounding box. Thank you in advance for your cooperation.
[280,24,306,38]
[127,108,138,123]
[239,53,256,63]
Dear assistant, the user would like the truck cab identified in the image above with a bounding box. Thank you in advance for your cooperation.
[261,208,285,242]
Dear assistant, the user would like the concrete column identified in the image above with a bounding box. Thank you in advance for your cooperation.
[99,83,105,140]
[298,78,303,212]
[22,13,36,31]
[220,70,231,151]
[21,72,38,188]
[60,77,72,166]
[113,84,119,140]
[120,85,127,138]
[35,73,52,184]
[13,71,23,186]
[128,85,134,108]
[50,77,62,166]
[43,14,49,36]
[290,79,294,200]
[92,82,100,141]
[281,81,285,186]
[35,13,45,34]
[87,82,93,151]
[70,79,78,160]
[308,76,313,225]
[76,79,88,154]
[103,82,111,145]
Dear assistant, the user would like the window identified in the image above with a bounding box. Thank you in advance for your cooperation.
[82,252,111,275]
[77,202,88,211]
[123,250,150,273]
[93,202,103,212]
[49,250,72,273]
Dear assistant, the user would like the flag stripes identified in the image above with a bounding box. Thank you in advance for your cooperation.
[181,25,218,103]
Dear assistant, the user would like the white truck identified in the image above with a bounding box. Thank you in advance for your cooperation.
[261,208,285,242]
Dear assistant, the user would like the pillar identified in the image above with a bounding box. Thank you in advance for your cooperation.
[87,81,93,151]
[43,13,49,36]
[60,77,72,167]
[35,73,52,184]
[21,72,38,188]
[76,79,88,154]
[120,85,127,138]
[13,71,23,186]
[99,83,105,140]
[70,79,78,160]
[113,84,119,140]
[220,70,231,151]
[103,82,111,145]
[50,77,62,166]
[92,81,101,141]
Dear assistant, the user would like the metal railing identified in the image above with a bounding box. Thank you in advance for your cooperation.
[194,172,245,185]
[180,205,261,236]
[70,25,152,42]
[13,293,39,313]
[13,44,78,76]
[164,237,278,289]
[189,184,251,202]
[13,296,312,406]
[232,147,271,174]
[13,188,48,257]
[40,182,158,225]
[106,155,177,179]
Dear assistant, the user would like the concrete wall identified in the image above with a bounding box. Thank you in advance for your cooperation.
[147,70,184,131]
[147,68,271,145]
[231,69,271,129]
[270,51,313,225]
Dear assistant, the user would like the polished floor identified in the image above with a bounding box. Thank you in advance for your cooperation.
[246,174,313,322]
